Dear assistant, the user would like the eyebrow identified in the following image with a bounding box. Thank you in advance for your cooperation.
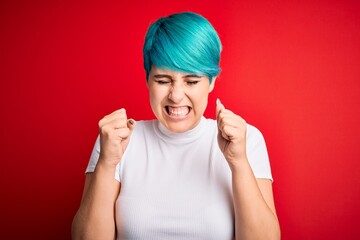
[154,74,172,79]
[182,74,202,78]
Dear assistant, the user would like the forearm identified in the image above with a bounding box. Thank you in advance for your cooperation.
[230,159,280,240]
[72,160,119,240]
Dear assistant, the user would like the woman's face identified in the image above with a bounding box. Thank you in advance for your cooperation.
[147,66,216,133]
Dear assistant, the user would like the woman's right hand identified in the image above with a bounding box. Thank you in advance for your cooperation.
[98,108,136,167]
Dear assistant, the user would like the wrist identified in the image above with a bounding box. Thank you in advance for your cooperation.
[226,156,249,173]
[97,156,119,171]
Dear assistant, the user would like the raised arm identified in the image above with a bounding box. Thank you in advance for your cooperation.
[216,100,280,240]
[72,109,135,240]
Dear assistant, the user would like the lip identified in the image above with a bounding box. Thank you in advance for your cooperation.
[163,105,191,120]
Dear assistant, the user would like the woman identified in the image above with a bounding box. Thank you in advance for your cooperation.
[72,12,280,240]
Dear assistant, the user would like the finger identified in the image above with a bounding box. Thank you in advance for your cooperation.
[221,126,231,141]
[216,101,240,127]
[107,108,126,118]
[218,108,235,117]
[100,118,128,133]
[115,127,131,139]
[218,114,246,130]
[110,118,128,129]
[102,109,127,123]
[220,124,243,140]
[106,109,127,122]
[127,119,136,132]
[216,98,225,120]
[99,109,127,129]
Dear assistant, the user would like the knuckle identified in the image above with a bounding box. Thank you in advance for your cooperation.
[221,121,226,129]
[115,112,127,120]
[100,125,111,135]
[114,112,122,118]
[98,118,105,128]
[118,127,130,137]
[115,118,127,127]
[115,108,126,115]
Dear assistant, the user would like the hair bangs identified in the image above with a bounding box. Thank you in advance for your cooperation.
[143,12,222,82]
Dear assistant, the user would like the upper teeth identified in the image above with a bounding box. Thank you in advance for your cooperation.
[168,106,188,116]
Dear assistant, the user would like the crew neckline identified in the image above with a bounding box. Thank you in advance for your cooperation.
[153,116,207,144]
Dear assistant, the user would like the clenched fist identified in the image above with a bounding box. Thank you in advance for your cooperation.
[98,108,136,167]
[216,99,247,168]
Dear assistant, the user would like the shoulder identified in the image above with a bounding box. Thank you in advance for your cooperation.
[246,123,266,143]
[244,123,272,180]
[132,119,156,131]
[130,119,158,139]
[245,123,269,161]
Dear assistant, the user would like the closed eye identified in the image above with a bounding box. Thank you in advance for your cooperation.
[155,80,170,85]
[187,81,199,85]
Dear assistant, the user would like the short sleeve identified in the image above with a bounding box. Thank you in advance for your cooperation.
[246,124,273,181]
[85,135,121,182]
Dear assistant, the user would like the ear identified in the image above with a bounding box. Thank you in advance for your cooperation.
[209,76,217,93]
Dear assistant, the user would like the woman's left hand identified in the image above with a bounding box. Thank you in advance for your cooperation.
[216,99,247,168]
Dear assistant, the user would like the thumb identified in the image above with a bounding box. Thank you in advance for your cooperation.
[216,98,225,119]
[127,119,137,132]
[216,99,230,141]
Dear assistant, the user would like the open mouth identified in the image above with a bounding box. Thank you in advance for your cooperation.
[165,106,191,118]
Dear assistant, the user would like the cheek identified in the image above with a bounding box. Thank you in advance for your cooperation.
[149,88,166,107]
[191,88,210,108]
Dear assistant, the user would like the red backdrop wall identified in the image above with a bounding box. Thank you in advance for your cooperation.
[1,0,359,239]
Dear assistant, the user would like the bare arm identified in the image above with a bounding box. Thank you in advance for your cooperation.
[72,109,135,240]
[72,168,121,240]
[231,160,280,240]
[216,100,280,240]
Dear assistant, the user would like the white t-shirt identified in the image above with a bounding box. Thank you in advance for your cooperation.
[86,117,272,240]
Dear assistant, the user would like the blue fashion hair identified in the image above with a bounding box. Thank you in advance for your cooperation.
[143,12,222,83]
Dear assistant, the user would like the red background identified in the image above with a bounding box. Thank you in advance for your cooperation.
[1,0,359,239]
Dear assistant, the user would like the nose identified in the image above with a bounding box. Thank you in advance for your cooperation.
[168,85,185,103]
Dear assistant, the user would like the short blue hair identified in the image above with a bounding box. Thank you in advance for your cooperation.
[143,12,222,83]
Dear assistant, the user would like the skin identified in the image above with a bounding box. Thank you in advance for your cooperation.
[147,66,215,133]
[216,102,281,239]
[72,66,280,240]
[72,109,131,240]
